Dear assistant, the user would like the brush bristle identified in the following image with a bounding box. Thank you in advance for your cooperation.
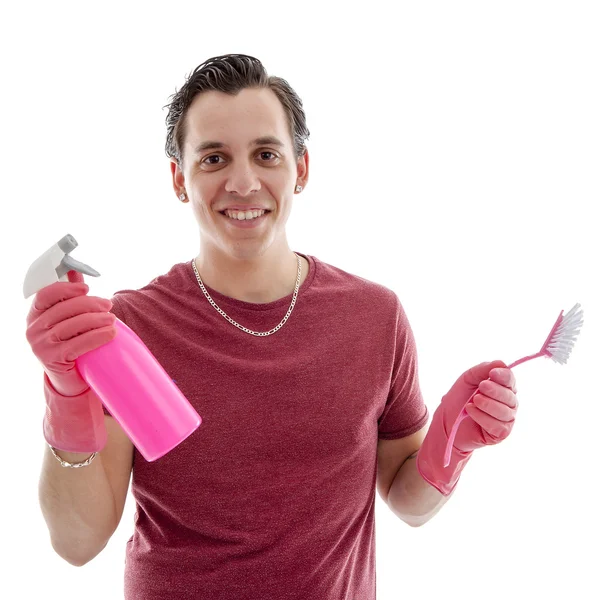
[545,303,584,364]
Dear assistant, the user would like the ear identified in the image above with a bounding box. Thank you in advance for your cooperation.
[296,148,309,189]
[170,159,186,198]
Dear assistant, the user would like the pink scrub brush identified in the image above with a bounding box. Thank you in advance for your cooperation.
[444,303,584,467]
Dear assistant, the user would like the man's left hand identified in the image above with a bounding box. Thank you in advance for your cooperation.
[453,360,519,452]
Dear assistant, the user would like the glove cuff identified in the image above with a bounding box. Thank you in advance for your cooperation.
[416,402,473,496]
[43,372,108,453]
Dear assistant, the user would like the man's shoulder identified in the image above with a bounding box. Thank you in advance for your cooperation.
[315,255,399,308]
[110,260,190,307]
[318,255,400,314]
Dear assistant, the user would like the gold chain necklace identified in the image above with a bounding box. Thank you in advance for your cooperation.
[191,253,302,337]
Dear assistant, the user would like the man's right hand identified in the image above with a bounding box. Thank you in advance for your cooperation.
[25,275,117,397]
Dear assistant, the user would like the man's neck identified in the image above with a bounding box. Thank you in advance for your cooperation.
[194,246,308,304]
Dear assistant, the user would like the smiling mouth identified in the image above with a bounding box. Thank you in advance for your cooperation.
[218,210,272,219]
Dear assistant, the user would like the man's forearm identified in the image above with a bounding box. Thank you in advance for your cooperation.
[387,454,455,527]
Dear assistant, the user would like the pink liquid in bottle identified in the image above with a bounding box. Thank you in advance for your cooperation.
[76,318,201,461]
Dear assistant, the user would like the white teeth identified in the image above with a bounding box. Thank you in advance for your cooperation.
[224,209,266,220]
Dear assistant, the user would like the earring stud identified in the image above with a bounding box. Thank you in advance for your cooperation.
[295,185,303,193]
[179,193,186,202]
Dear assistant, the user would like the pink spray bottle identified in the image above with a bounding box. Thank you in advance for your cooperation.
[23,234,202,462]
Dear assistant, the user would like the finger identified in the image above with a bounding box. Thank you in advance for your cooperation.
[472,392,517,421]
[28,280,89,317]
[26,307,116,351]
[489,367,517,393]
[62,323,118,361]
[465,402,514,440]
[463,360,507,387]
[52,311,117,344]
[479,379,518,408]
[67,270,84,284]
[28,293,113,335]
[42,295,114,330]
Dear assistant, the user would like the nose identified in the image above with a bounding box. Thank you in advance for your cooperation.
[224,162,261,196]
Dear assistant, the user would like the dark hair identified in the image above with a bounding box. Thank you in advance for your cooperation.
[164,54,310,168]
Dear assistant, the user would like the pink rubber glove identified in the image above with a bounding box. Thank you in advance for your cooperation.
[25,271,117,453]
[416,360,518,496]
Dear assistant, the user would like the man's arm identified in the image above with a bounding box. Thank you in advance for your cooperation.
[377,429,455,527]
[386,451,455,527]
[381,362,519,527]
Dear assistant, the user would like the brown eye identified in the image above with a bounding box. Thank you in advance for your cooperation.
[259,151,281,165]
[202,155,223,165]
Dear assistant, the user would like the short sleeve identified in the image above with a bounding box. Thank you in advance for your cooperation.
[378,295,429,439]
[102,294,127,417]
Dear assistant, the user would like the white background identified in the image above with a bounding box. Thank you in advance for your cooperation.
[2,1,598,598]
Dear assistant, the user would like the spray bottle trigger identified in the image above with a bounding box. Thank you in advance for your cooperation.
[57,254,101,279]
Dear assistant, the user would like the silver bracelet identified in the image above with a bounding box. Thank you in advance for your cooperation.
[48,443,97,468]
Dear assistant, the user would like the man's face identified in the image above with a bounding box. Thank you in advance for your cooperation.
[172,87,308,260]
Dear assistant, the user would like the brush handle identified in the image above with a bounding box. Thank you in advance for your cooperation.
[442,355,539,467]
[443,391,477,467]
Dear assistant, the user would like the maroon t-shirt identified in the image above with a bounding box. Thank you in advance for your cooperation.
[106,252,428,600]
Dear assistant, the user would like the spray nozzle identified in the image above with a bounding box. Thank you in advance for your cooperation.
[23,234,101,299]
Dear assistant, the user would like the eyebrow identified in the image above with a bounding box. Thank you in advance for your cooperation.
[193,136,285,154]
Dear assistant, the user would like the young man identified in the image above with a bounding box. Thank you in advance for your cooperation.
[30,54,518,599]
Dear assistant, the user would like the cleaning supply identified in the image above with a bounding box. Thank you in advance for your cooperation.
[416,303,583,495]
[24,234,202,462]
[444,302,583,466]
